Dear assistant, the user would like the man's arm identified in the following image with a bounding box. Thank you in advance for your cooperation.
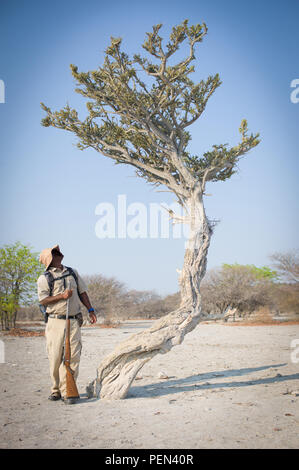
[79,291,97,324]
[74,270,97,324]
[40,289,73,306]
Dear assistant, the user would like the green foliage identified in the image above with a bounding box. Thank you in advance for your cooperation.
[222,263,278,281]
[40,20,260,194]
[0,242,43,329]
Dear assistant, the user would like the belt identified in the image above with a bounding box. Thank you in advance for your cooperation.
[48,313,81,320]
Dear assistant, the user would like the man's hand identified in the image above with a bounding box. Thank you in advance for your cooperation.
[89,311,97,324]
[61,289,73,300]
[41,289,73,306]
[78,292,97,324]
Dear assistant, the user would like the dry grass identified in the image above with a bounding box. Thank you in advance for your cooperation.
[2,328,45,337]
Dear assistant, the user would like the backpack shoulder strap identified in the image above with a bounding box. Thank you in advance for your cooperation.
[65,266,78,285]
[43,271,55,296]
[65,266,81,297]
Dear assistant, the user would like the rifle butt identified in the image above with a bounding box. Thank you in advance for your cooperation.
[64,318,80,399]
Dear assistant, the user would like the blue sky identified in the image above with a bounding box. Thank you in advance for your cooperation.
[0,0,298,295]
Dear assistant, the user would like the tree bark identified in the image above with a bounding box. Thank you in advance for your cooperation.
[86,190,213,400]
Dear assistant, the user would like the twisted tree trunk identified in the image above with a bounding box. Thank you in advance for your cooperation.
[86,190,213,400]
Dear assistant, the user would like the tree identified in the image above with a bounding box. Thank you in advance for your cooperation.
[83,274,126,323]
[269,250,299,316]
[0,242,43,330]
[201,263,277,320]
[222,263,278,281]
[41,20,260,399]
[269,250,299,284]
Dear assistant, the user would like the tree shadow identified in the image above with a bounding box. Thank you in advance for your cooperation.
[128,363,299,399]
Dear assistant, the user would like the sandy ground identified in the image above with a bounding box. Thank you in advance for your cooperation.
[0,320,299,449]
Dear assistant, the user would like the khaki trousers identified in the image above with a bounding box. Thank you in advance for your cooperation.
[45,317,82,398]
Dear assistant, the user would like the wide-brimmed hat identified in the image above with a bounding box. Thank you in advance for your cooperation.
[39,244,64,270]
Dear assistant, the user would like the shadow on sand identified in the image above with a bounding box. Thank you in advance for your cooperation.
[128,363,299,399]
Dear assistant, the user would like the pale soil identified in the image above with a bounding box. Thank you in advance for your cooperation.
[0,321,298,449]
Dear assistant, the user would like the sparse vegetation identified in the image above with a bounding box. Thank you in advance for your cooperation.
[0,242,43,330]
[15,251,299,325]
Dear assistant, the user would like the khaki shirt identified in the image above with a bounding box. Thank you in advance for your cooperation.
[37,265,87,317]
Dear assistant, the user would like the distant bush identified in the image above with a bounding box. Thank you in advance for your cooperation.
[271,283,299,316]
[200,264,277,320]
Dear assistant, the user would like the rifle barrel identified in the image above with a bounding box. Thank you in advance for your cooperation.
[64,276,79,399]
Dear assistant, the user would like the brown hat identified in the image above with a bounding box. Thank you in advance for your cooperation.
[39,244,64,270]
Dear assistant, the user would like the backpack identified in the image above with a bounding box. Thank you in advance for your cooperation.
[39,266,81,322]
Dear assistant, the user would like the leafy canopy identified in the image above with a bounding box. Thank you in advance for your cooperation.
[222,263,278,281]
[41,20,260,198]
[0,242,43,314]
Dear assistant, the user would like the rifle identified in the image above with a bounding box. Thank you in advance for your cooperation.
[63,278,80,403]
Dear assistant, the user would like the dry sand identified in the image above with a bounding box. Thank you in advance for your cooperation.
[0,320,298,449]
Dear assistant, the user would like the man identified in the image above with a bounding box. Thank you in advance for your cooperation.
[37,244,97,404]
